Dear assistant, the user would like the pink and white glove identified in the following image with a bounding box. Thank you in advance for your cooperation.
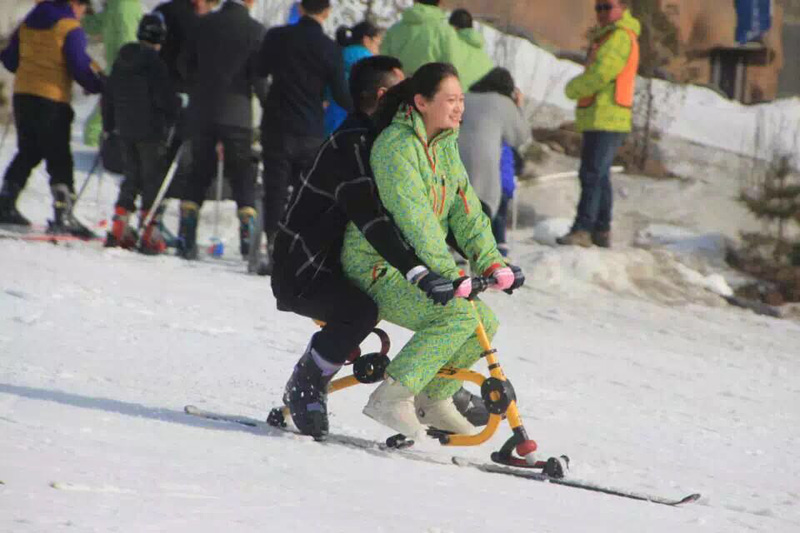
[485,264,514,291]
[454,277,473,298]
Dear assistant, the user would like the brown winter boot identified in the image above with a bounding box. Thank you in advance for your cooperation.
[591,231,612,248]
[556,230,593,247]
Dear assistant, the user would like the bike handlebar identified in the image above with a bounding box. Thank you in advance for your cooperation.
[453,276,497,300]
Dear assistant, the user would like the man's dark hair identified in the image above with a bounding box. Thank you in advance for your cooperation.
[58,0,91,4]
[449,9,473,30]
[415,0,441,6]
[301,0,331,15]
[349,55,404,114]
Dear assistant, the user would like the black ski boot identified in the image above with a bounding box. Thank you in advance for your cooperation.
[177,200,199,259]
[0,182,31,226]
[282,348,337,440]
[452,387,490,427]
[48,184,95,238]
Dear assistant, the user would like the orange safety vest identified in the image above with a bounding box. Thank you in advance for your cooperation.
[578,28,639,109]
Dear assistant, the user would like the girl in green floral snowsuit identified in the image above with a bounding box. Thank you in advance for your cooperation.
[341,65,513,404]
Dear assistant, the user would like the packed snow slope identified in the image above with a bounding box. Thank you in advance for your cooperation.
[3,214,800,532]
[2,141,800,532]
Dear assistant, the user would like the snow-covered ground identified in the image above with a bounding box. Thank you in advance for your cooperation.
[3,94,800,532]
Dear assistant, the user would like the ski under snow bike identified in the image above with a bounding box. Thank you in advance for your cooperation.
[266,276,568,478]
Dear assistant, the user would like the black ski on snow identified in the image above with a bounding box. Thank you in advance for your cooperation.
[184,405,701,507]
[452,457,701,506]
[184,405,419,455]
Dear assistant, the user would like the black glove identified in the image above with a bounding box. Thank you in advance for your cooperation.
[504,264,525,294]
[416,270,456,306]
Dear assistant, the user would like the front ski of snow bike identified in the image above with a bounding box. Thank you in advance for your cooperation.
[266,276,568,478]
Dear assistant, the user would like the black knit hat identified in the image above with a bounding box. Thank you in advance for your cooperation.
[137,13,167,45]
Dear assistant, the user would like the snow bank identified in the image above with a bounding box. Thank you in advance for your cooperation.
[514,241,730,306]
[524,219,734,304]
[634,224,730,267]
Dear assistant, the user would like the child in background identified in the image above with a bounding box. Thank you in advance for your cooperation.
[103,13,179,253]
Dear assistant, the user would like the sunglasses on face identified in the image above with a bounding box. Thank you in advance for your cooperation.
[595,3,614,12]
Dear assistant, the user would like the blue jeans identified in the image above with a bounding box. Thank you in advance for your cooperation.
[572,131,626,233]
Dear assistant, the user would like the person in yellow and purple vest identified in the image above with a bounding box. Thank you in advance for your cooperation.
[0,0,104,236]
[557,0,640,249]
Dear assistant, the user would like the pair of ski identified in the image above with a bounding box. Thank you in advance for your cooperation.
[184,405,701,507]
[0,223,104,243]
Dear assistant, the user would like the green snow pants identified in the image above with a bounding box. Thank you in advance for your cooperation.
[357,268,498,400]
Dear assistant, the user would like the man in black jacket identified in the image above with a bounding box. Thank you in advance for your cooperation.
[176,0,267,259]
[256,0,352,272]
[103,13,179,254]
[153,0,197,94]
[272,56,459,439]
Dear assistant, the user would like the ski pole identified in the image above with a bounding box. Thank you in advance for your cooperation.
[95,153,104,205]
[73,150,103,207]
[136,141,186,248]
[209,142,224,258]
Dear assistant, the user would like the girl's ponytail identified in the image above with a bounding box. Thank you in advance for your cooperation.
[374,78,413,133]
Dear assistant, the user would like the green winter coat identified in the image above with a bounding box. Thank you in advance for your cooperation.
[454,28,493,90]
[380,3,463,77]
[341,106,504,400]
[82,0,143,145]
[82,0,143,68]
[565,9,641,133]
[341,106,504,286]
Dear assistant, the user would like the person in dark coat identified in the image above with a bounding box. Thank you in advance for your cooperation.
[255,0,353,273]
[103,13,180,254]
[176,0,267,260]
[153,0,197,93]
[273,55,459,438]
[0,0,103,235]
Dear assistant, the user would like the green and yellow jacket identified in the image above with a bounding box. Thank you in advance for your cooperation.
[565,9,641,132]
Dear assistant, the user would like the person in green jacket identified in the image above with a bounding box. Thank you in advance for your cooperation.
[380,0,464,77]
[340,62,525,437]
[448,8,493,91]
[557,0,640,248]
[81,0,143,146]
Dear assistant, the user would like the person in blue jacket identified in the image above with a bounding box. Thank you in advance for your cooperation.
[324,20,384,136]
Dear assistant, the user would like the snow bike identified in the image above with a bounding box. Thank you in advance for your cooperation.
[266,276,567,478]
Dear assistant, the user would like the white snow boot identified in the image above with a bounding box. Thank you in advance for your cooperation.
[415,393,475,435]
[363,377,424,437]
